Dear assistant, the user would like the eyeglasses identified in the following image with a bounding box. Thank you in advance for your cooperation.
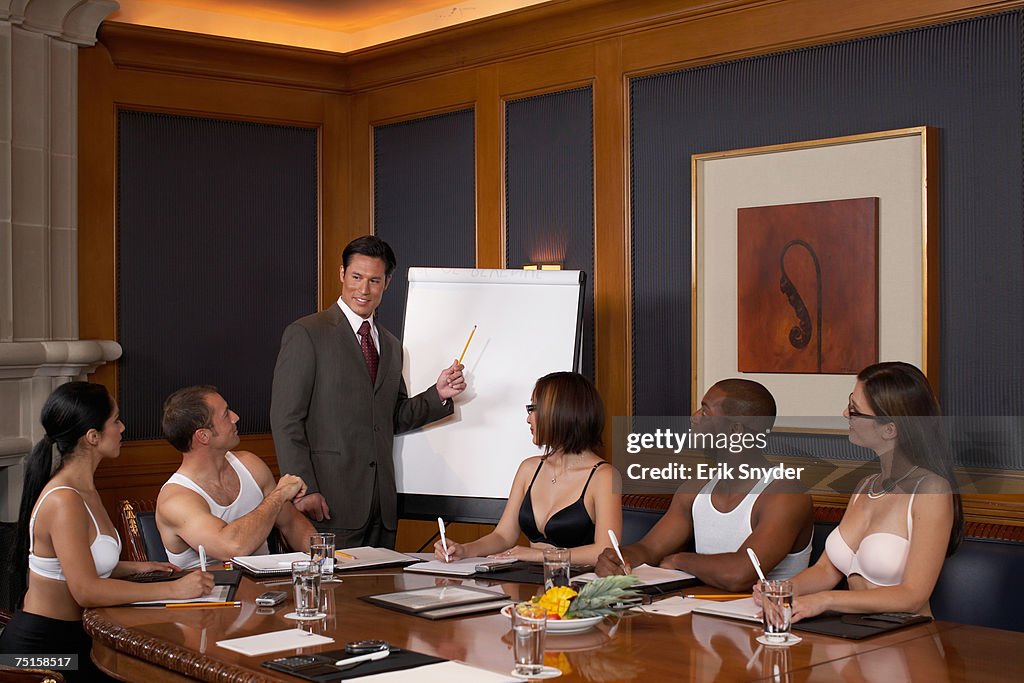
[525,404,537,415]
[847,394,888,421]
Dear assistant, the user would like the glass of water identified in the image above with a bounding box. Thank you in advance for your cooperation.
[309,532,336,581]
[512,602,547,676]
[761,580,794,644]
[291,560,322,618]
[542,547,571,590]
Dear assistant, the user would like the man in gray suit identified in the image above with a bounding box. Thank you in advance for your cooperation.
[270,236,466,548]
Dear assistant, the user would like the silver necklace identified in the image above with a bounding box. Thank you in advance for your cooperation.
[867,465,919,499]
[546,454,579,484]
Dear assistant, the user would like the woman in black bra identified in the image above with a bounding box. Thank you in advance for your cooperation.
[434,372,621,564]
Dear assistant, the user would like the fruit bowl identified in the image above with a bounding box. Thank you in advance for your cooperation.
[501,604,604,634]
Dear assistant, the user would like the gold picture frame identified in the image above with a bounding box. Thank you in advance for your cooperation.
[691,127,938,431]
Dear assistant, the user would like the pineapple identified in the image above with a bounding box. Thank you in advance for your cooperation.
[564,575,641,618]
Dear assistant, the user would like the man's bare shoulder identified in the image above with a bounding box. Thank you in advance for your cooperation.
[232,450,276,489]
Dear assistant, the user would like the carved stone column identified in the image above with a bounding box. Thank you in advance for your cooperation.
[0,0,120,521]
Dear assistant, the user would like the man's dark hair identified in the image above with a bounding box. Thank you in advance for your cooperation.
[712,378,777,432]
[342,235,397,277]
[162,385,218,453]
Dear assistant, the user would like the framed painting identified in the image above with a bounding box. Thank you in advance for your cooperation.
[692,127,938,431]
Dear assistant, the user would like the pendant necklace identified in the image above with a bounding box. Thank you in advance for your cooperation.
[867,465,919,499]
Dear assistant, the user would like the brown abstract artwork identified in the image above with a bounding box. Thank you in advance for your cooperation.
[737,198,879,374]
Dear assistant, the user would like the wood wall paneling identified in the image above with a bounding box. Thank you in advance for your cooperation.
[79,0,1024,532]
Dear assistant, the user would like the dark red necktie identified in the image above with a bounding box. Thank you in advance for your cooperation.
[358,320,379,384]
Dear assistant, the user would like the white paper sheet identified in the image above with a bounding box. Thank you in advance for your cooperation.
[356,660,517,681]
[631,596,709,617]
[574,563,695,586]
[132,585,231,606]
[215,628,333,656]
[690,597,761,622]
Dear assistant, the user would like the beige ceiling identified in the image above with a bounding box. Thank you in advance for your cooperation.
[109,0,554,53]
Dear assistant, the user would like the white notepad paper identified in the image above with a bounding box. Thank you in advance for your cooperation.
[403,557,510,576]
[216,628,334,656]
[631,596,709,617]
[690,596,761,622]
[574,563,695,586]
[231,551,310,575]
[355,660,517,681]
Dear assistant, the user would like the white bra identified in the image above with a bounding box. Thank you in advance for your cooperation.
[28,486,122,581]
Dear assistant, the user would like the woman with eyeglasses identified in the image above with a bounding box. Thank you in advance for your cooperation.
[434,371,621,564]
[0,382,214,682]
[754,361,962,622]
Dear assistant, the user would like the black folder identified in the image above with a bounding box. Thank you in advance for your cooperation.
[793,611,932,640]
[263,648,445,681]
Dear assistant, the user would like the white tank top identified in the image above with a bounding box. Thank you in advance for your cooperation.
[161,452,269,568]
[692,474,811,580]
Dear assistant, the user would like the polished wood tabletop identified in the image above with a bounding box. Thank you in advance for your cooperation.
[84,569,1022,682]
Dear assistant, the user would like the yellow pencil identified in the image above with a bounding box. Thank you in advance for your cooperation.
[685,593,751,600]
[335,551,355,559]
[166,601,241,609]
[457,325,477,364]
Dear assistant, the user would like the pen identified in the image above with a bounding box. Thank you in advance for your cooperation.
[458,325,477,364]
[334,649,390,667]
[438,517,450,562]
[199,544,207,573]
[685,593,752,600]
[166,601,241,609]
[747,548,767,583]
[608,529,628,574]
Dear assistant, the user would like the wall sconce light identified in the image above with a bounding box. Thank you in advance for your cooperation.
[523,263,562,270]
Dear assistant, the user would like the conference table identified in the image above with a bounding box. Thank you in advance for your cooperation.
[84,568,1019,682]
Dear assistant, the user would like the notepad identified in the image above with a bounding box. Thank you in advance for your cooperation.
[355,660,517,681]
[335,546,420,571]
[632,596,710,617]
[232,551,310,576]
[216,628,334,656]
[574,563,697,586]
[689,596,761,622]
[131,584,232,606]
[403,557,511,576]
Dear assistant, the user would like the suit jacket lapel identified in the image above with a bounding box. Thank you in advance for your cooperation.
[325,305,375,387]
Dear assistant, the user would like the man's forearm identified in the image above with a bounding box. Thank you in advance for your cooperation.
[209,489,293,558]
[662,551,758,592]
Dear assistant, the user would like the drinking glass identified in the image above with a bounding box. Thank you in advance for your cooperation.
[542,547,571,590]
[309,532,336,580]
[512,602,547,676]
[291,560,322,618]
[761,580,794,644]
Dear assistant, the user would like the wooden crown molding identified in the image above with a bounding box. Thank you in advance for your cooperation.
[97,22,348,92]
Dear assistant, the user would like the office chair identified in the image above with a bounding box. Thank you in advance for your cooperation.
[119,499,169,563]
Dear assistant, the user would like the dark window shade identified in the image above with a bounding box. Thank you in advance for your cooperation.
[373,109,476,338]
[117,111,318,440]
[506,87,595,379]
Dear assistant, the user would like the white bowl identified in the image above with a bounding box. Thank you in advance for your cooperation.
[501,604,604,634]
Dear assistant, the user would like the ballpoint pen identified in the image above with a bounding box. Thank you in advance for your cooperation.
[438,517,450,562]
[608,529,628,573]
[334,649,390,668]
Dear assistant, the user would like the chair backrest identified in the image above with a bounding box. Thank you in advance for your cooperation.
[620,494,671,545]
[931,537,1024,632]
[0,666,66,683]
[119,499,169,563]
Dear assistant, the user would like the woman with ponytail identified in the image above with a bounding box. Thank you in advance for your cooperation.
[0,382,214,681]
